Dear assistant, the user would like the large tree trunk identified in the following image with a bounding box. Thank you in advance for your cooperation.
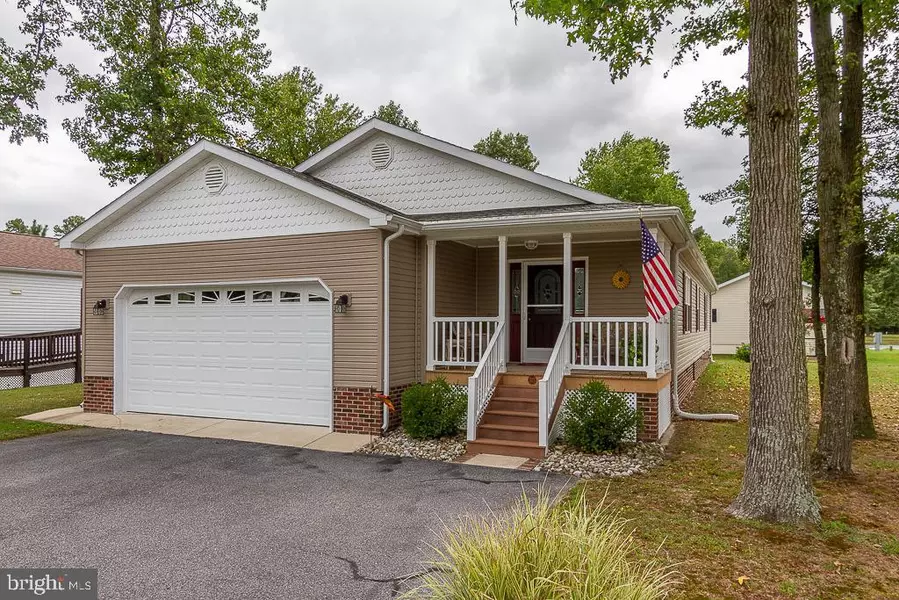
[728,0,819,524]
[811,231,826,400]
[841,1,876,439]
[811,0,856,476]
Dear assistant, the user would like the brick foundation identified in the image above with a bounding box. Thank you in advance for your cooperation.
[386,383,414,430]
[636,393,658,442]
[676,351,711,406]
[333,386,385,434]
[83,376,114,413]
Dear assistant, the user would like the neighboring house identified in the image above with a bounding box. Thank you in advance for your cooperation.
[60,119,717,457]
[0,231,82,335]
[711,272,816,355]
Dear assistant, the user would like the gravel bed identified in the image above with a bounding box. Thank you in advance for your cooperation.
[357,429,466,462]
[534,442,664,478]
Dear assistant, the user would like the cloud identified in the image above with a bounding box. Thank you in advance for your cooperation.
[0,0,745,239]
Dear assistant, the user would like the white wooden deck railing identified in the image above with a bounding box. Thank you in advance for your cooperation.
[432,318,499,367]
[538,318,571,448]
[466,323,506,441]
[569,316,659,377]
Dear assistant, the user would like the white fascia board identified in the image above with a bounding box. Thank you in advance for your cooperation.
[295,119,621,206]
[369,213,423,234]
[61,140,392,249]
[420,205,681,232]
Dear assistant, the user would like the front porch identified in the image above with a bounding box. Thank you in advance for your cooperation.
[422,227,674,457]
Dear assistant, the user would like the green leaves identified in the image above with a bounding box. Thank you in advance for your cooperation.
[370,100,420,132]
[4,218,48,236]
[472,129,539,171]
[573,131,695,224]
[53,215,85,236]
[247,66,363,167]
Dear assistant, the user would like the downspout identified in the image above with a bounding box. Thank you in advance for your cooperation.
[382,224,406,432]
[670,245,739,422]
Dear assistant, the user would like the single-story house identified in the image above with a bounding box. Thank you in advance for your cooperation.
[0,231,82,336]
[60,119,716,457]
[711,272,817,356]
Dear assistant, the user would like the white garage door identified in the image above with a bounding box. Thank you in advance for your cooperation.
[123,282,332,426]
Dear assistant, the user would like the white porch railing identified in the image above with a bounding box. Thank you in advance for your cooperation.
[467,323,506,441]
[569,316,661,377]
[432,318,499,367]
[538,318,571,448]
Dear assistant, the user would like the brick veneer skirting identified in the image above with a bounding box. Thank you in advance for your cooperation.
[386,383,414,430]
[83,376,114,413]
[677,350,712,407]
[636,393,658,442]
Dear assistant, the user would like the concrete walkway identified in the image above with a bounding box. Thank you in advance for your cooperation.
[21,407,371,453]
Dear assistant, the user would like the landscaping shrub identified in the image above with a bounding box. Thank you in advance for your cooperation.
[401,378,466,439]
[563,381,641,453]
[406,488,677,599]
[735,343,751,362]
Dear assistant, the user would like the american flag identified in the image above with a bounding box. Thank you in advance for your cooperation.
[641,219,679,321]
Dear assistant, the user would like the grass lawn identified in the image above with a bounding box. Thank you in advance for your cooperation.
[583,353,899,599]
[0,384,83,441]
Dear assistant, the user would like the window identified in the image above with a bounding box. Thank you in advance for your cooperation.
[153,293,171,305]
[682,272,693,333]
[510,267,521,315]
[573,265,586,316]
[308,293,328,302]
[227,290,246,304]
[201,290,220,304]
[280,291,303,303]
[178,291,195,305]
[132,296,149,306]
[252,290,273,303]
[712,308,718,323]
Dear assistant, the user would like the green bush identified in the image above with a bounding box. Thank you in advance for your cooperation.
[402,378,466,439]
[735,343,751,362]
[562,381,641,453]
[406,488,677,599]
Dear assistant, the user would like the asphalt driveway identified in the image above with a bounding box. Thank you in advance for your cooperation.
[0,428,571,599]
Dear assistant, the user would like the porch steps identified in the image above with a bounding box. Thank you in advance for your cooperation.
[469,375,544,459]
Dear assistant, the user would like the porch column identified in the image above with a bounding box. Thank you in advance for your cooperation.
[497,235,508,367]
[426,239,437,370]
[562,232,572,320]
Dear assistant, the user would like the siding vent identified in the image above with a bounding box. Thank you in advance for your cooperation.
[204,164,227,194]
[369,142,393,169]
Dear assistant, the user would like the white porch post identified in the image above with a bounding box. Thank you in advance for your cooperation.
[426,239,437,370]
[562,232,572,320]
[646,319,658,378]
[497,235,508,368]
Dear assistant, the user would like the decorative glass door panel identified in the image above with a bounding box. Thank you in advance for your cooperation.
[525,265,563,358]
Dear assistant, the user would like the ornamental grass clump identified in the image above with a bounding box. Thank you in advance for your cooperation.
[406,488,677,599]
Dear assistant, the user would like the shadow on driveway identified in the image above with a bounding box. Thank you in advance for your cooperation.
[0,428,572,599]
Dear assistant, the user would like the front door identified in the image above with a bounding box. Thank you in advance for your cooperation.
[523,264,563,363]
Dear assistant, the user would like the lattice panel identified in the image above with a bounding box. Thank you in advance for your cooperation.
[551,390,638,446]
[30,367,77,388]
[0,375,24,390]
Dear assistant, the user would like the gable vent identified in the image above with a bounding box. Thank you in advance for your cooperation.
[369,142,393,169]
[204,164,227,194]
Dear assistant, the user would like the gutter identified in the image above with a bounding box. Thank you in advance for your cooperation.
[670,245,739,422]
[381,224,406,431]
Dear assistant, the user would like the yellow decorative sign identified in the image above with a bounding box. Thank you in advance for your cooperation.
[612,269,631,289]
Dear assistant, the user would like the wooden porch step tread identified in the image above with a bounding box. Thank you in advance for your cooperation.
[490,395,538,402]
[496,384,540,389]
[467,439,544,459]
[484,409,538,418]
[478,423,538,433]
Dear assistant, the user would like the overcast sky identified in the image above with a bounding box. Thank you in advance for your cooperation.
[0,0,746,238]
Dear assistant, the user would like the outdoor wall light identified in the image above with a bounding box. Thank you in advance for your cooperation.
[92,299,108,316]
[333,294,352,314]
[524,240,539,250]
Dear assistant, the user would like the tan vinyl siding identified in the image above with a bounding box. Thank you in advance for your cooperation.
[389,234,421,387]
[472,241,647,318]
[435,241,476,316]
[675,260,713,373]
[83,230,383,388]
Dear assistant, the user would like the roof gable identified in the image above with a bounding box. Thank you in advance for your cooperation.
[82,156,372,249]
[61,141,396,250]
[298,120,620,214]
[0,232,82,273]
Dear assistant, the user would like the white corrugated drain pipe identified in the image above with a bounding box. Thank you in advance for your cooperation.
[670,245,739,422]
[382,224,406,431]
